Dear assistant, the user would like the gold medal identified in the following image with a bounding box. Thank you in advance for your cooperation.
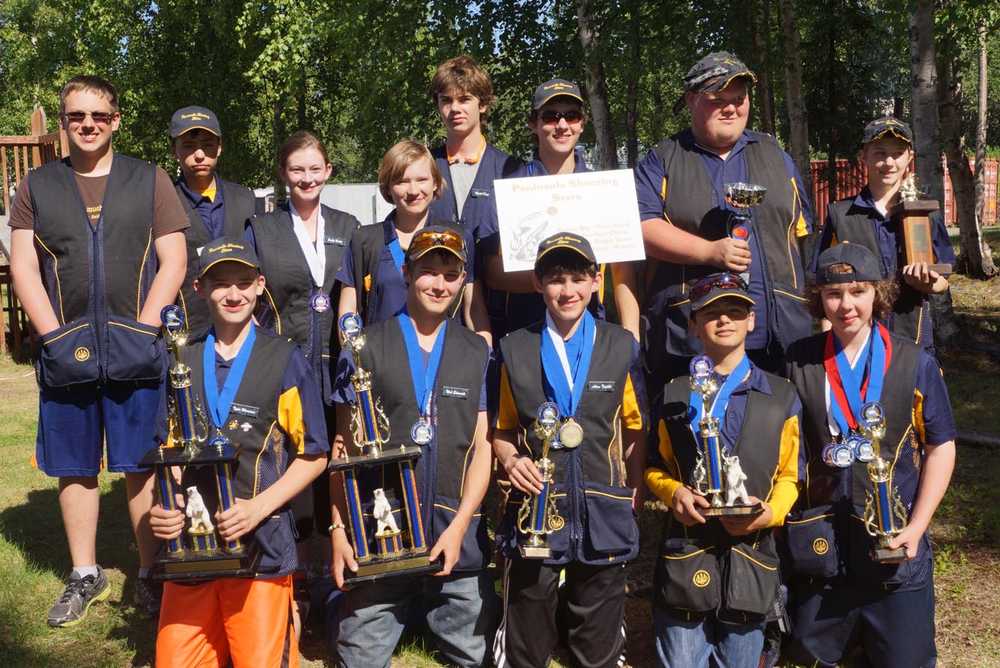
[558,418,584,449]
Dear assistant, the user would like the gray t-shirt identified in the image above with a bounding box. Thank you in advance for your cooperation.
[449,161,481,217]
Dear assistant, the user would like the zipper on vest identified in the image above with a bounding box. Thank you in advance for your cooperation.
[92,214,108,380]
[569,450,583,556]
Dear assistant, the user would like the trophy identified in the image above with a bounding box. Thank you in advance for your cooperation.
[329,313,441,584]
[516,402,567,558]
[689,356,762,517]
[859,402,908,563]
[724,182,767,283]
[140,305,257,580]
[892,175,952,275]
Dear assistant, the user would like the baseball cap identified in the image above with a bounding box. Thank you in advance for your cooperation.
[815,243,884,284]
[197,237,260,279]
[532,79,584,110]
[405,225,467,264]
[534,232,597,268]
[673,51,757,113]
[689,272,755,313]
[170,105,222,139]
[862,116,913,145]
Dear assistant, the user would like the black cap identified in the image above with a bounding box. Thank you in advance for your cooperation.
[815,243,884,284]
[689,273,755,313]
[535,232,597,268]
[197,236,260,279]
[405,225,468,264]
[170,105,222,138]
[673,51,757,113]
[862,116,913,145]
[532,79,584,110]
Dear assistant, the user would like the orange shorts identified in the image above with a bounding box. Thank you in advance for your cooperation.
[156,575,298,668]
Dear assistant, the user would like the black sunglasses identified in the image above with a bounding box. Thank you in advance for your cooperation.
[539,109,583,125]
[64,111,116,125]
[689,272,748,301]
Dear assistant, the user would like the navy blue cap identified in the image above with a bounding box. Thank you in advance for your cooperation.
[197,236,260,278]
[815,243,884,284]
[863,116,913,145]
[171,105,222,138]
[532,79,584,110]
[535,232,597,268]
[674,51,757,113]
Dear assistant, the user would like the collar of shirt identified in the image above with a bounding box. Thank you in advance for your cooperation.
[851,186,893,222]
[178,174,220,206]
[447,136,487,165]
[682,128,756,163]
[724,361,772,396]
[526,150,589,176]
[289,201,326,287]
[381,211,400,245]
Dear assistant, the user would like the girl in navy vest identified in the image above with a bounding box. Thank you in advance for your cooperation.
[337,140,490,344]
[784,243,956,668]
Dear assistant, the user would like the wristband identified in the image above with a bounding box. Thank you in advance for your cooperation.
[329,522,347,533]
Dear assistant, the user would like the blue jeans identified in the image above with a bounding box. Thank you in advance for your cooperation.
[332,571,497,668]
[653,608,764,668]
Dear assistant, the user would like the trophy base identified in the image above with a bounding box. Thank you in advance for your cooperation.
[344,553,442,587]
[518,544,552,559]
[872,546,907,564]
[329,446,422,471]
[702,502,763,517]
[152,544,260,582]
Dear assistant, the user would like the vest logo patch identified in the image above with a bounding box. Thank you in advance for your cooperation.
[441,386,469,399]
[231,403,260,418]
[470,189,490,199]
[74,346,91,362]
[228,419,239,430]
[325,236,346,246]
[587,380,615,392]
[692,569,711,588]
[812,537,829,555]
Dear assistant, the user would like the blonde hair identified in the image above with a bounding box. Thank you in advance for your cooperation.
[60,75,119,114]
[377,140,444,203]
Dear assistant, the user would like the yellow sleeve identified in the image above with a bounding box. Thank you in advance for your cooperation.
[913,388,927,445]
[496,364,519,431]
[645,419,683,505]
[791,177,809,238]
[765,414,801,526]
[621,371,644,431]
[278,386,307,455]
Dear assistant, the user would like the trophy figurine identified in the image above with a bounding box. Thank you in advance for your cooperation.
[860,402,908,563]
[689,355,762,517]
[516,402,567,558]
[329,313,441,584]
[724,182,767,283]
[140,305,257,580]
[892,175,951,275]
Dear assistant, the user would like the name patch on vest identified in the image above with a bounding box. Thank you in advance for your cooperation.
[587,380,616,392]
[230,403,260,418]
[441,386,470,399]
[325,236,346,246]
[470,189,490,199]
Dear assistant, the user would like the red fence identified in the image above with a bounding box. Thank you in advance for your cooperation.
[809,158,999,228]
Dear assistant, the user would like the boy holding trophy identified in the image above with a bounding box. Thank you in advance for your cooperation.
[645,272,801,668]
[492,232,646,668]
[784,243,956,667]
[150,237,329,668]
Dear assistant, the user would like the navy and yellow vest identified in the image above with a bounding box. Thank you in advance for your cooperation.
[249,204,358,404]
[498,320,639,565]
[176,178,257,335]
[826,199,931,350]
[30,155,163,386]
[357,318,491,572]
[646,132,811,360]
[181,327,300,575]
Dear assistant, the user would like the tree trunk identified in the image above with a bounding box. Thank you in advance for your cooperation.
[751,0,775,136]
[938,52,996,278]
[624,0,641,168]
[909,0,943,203]
[974,20,990,234]
[576,0,618,170]
[778,0,811,195]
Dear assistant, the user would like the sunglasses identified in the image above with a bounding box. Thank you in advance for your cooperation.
[688,272,748,301]
[539,109,583,125]
[408,229,466,260]
[64,111,116,125]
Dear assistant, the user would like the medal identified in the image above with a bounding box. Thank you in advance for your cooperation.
[822,440,855,468]
[410,418,434,446]
[852,435,875,463]
[558,418,584,449]
[310,293,331,313]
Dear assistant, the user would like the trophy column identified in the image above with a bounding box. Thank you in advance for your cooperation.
[860,402,908,563]
[516,402,566,559]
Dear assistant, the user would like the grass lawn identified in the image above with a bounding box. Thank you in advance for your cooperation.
[0,266,998,666]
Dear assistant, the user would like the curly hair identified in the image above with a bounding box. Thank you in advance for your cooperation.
[807,263,900,321]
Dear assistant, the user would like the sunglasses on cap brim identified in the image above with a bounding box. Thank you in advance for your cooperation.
[689,272,749,302]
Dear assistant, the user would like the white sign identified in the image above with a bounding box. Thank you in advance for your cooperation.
[494,169,646,272]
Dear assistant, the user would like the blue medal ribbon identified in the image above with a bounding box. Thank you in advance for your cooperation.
[828,326,886,436]
[539,311,595,418]
[688,355,751,447]
[396,313,447,415]
[203,326,257,429]
[387,237,405,272]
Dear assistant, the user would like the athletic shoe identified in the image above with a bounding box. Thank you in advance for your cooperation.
[47,567,111,628]
[134,576,163,618]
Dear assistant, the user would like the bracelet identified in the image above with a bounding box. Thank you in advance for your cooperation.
[329,522,347,533]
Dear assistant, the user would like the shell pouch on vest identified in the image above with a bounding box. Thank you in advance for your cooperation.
[846,515,932,590]
[657,538,721,614]
[783,504,840,578]
[431,495,490,572]
[106,316,165,381]
[581,482,638,559]
[37,319,101,387]
[722,539,780,618]
[251,508,298,576]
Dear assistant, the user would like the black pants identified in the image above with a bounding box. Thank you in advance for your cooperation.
[495,559,627,668]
